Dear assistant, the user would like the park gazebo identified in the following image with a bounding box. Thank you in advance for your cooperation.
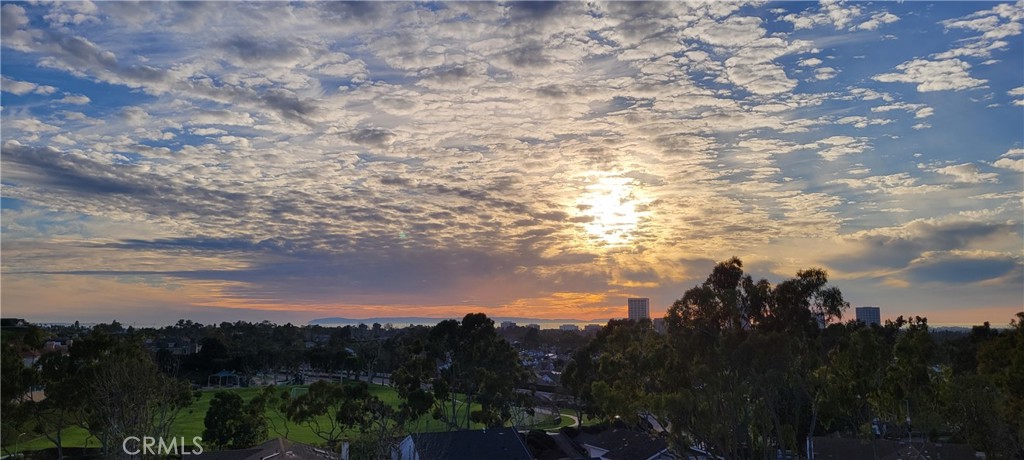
[208,370,240,387]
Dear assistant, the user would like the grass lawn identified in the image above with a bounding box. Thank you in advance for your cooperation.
[16,383,514,452]
[557,408,603,427]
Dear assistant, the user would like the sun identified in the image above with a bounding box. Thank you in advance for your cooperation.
[575,176,643,246]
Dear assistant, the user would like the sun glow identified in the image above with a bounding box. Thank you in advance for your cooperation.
[575,176,645,246]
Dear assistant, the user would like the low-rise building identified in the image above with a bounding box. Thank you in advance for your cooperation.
[43,338,73,353]
[146,337,199,355]
[811,436,976,460]
[393,427,532,460]
[21,350,41,368]
[573,427,676,460]
[193,438,338,460]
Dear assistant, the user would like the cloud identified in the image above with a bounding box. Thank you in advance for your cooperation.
[932,3,1022,64]
[813,67,838,81]
[857,12,900,31]
[816,135,870,161]
[58,93,91,105]
[873,58,987,92]
[904,251,1019,284]
[992,148,1024,171]
[779,0,863,30]
[1,4,31,45]
[829,172,945,195]
[347,127,395,148]
[191,127,227,136]
[825,219,1021,277]
[1,76,57,95]
[836,116,891,129]
[1009,86,1024,106]
[0,1,1020,323]
[932,163,999,184]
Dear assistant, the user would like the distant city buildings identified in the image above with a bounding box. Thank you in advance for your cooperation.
[583,324,603,334]
[627,298,650,320]
[560,324,580,332]
[500,321,516,329]
[526,323,540,330]
[855,306,881,326]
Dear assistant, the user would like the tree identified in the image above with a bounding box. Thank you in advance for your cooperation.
[564,319,664,426]
[523,327,540,348]
[816,322,891,435]
[1,343,37,457]
[284,380,391,451]
[28,352,82,460]
[561,345,599,424]
[393,313,532,431]
[971,312,1024,458]
[252,386,293,439]
[192,336,230,373]
[72,334,195,459]
[656,258,848,459]
[203,391,268,449]
[873,316,936,438]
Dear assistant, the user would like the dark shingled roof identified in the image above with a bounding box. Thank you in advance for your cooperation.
[193,438,338,460]
[574,428,669,460]
[812,437,976,460]
[410,427,533,460]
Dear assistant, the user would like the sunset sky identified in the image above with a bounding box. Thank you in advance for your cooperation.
[2,1,1022,327]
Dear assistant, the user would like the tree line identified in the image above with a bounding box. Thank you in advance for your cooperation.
[561,257,1023,459]
[1,313,530,460]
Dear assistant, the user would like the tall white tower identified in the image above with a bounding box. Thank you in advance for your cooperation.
[627,298,650,320]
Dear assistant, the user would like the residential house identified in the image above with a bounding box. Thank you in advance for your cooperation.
[146,337,199,355]
[192,438,338,460]
[21,350,41,368]
[392,428,533,460]
[43,338,73,354]
[571,428,677,460]
[811,437,978,460]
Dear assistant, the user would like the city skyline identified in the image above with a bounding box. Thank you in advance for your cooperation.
[1,2,1022,327]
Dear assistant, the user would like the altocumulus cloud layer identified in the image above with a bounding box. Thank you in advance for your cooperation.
[1,1,1022,325]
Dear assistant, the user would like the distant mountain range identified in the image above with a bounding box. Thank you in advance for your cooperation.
[309,316,609,326]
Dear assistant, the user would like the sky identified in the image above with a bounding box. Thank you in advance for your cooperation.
[1,1,1022,327]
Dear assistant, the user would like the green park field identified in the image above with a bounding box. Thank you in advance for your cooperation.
[14,383,574,453]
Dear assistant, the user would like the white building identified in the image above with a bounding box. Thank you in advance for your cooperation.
[627,298,650,320]
[560,324,580,332]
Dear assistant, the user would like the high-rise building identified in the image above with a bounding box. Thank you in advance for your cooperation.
[855,306,881,326]
[627,298,650,320]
